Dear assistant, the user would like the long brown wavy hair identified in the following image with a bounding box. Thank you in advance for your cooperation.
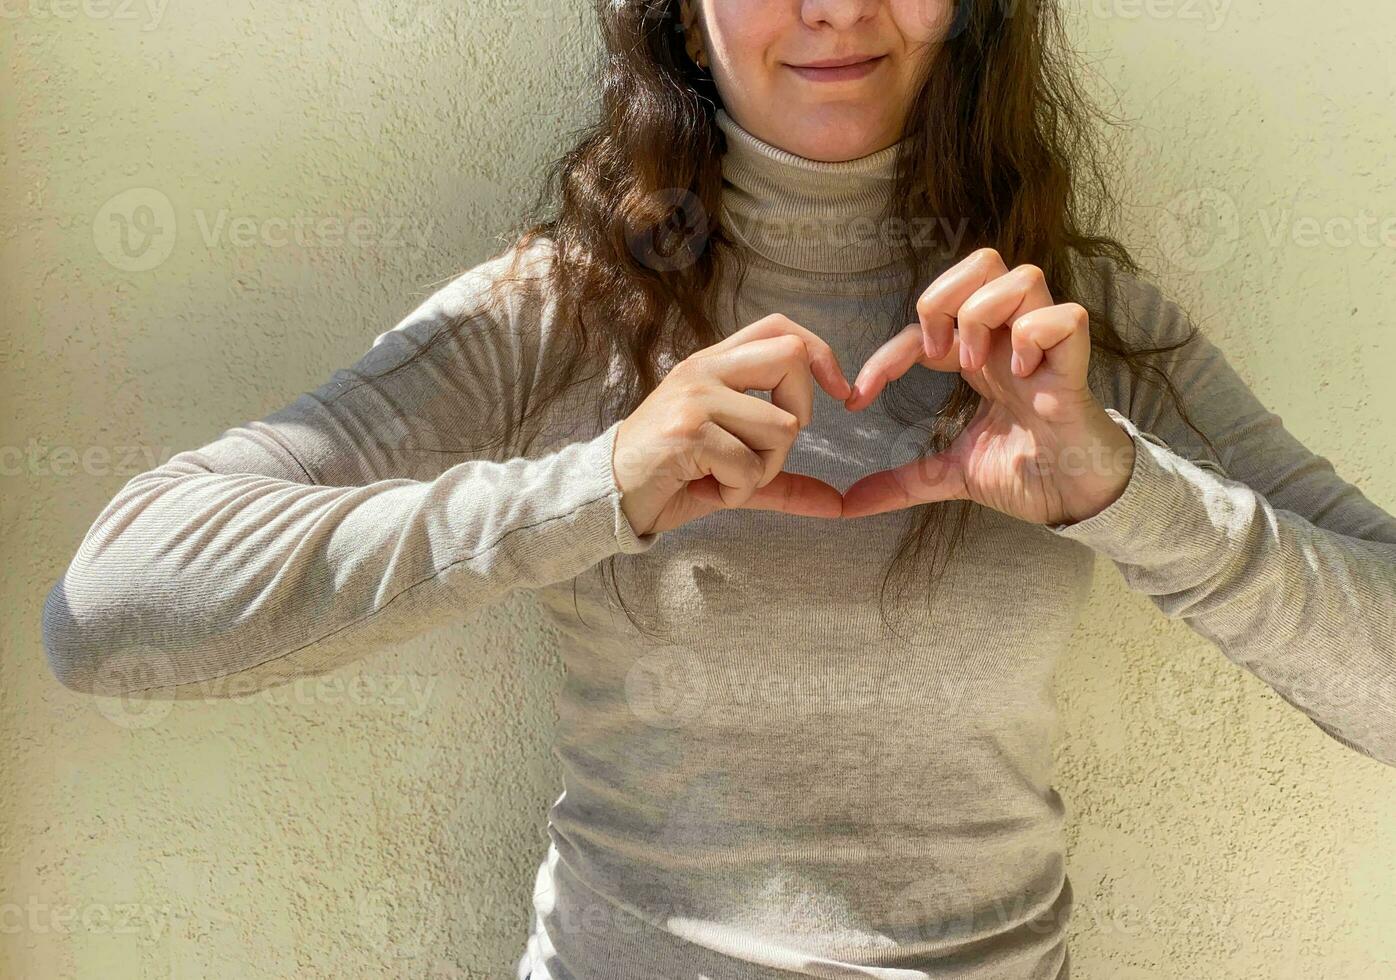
[345,0,1217,641]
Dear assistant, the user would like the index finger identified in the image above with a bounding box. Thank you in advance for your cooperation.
[687,471,844,519]
[916,248,1011,364]
[710,313,853,401]
[845,323,962,411]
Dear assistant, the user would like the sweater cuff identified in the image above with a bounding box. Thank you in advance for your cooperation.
[590,419,662,555]
[1044,407,1238,563]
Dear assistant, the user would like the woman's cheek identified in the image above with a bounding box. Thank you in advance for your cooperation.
[896,0,955,44]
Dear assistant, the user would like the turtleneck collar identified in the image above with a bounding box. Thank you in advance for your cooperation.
[714,107,910,276]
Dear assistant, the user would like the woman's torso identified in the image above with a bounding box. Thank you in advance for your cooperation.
[520,266,1095,979]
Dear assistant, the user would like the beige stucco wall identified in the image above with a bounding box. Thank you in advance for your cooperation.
[3,1,1393,977]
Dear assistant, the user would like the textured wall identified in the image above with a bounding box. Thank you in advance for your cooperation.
[3,1,1394,978]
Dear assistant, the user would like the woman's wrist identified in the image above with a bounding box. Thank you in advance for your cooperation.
[1052,403,1137,526]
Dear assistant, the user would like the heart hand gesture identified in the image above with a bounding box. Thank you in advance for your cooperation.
[840,248,1136,526]
[613,314,853,536]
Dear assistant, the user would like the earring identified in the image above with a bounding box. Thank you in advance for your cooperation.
[678,0,710,70]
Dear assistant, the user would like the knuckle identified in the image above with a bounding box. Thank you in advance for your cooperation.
[956,297,983,326]
[669,353,703,382]
[674,405,710,439]
[669,359,712,394]
[778,411,802,440]
[1017,262,1046,284]
[774,332,808,359]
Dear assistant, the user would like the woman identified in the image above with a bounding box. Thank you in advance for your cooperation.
[41,1,1395,978]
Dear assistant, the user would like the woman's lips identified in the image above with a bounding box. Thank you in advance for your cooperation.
[786,55,887,83]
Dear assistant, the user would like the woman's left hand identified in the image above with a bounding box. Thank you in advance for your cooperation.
[840,248,1137,525]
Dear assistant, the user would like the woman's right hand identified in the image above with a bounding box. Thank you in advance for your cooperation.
[611,313,854,536]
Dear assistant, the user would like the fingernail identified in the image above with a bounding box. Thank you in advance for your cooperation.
[959,343,973,371]
[1011,351,1021,375]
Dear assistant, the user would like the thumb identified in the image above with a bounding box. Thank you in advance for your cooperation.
[686,471,844,519]
[840,452,966,519]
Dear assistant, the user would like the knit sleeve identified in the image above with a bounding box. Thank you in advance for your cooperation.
[40,240,660,699]
[1048,256,1396,767]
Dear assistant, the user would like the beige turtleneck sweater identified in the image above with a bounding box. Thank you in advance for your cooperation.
[41,108,1396,980]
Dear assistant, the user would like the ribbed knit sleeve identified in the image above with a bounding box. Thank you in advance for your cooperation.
[1049,256,1396,766]
[40,241,659,699]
